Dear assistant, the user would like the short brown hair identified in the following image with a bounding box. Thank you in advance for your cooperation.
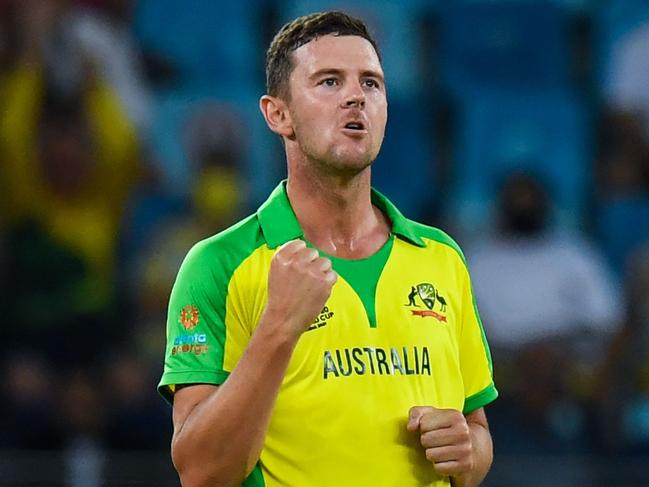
[265,11,381,100]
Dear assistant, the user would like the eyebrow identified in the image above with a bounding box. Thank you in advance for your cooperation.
[309,68,385,83]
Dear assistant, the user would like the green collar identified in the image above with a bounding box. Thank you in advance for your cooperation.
[256,180,425,249]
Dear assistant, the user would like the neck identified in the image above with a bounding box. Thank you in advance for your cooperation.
[286,161,390,259]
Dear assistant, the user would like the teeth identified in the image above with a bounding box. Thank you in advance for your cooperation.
[346,123,362,129]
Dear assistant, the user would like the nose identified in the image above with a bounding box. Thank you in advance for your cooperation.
[342,83,365,108]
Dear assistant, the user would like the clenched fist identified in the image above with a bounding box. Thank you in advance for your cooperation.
[407,406,474,478]
[264,239,337,338]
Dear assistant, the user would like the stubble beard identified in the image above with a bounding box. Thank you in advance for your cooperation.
[300,134,378,179]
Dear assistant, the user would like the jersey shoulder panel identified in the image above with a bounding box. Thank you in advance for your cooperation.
[407,220,468,265]
[184,212,266,275]
[158,213,266,403]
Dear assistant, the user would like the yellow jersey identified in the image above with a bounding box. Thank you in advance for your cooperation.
[159,181,497,486]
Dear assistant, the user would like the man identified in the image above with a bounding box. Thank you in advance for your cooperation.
[158,11,497,487]
[468,171,620,453]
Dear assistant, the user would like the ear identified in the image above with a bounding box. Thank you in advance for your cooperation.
[259,95,294,139]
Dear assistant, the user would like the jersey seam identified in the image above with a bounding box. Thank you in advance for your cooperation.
[158,370,230,405]
[420,233,467,266]
[160,369,230,376]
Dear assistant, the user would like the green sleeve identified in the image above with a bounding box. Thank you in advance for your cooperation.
[157,240,231,404]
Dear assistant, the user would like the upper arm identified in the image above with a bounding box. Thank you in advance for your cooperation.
[172,384,220,438]
[158,243,232,403]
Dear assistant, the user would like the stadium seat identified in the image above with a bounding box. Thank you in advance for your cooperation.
[435,1,572,92]
[372,96,437,221]
[450,88,592,235]
[594,0,649,92]
[133,0,267,91]
[596,196,649,275]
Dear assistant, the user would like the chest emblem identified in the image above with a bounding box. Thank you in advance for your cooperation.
[405,283,448,322]
[307,306,335,331]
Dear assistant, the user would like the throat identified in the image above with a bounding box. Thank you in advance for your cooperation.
[320,238,378,260]
[305,207,391,259]
[286,174,392,259]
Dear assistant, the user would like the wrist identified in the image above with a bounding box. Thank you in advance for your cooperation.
[256,306,302,347]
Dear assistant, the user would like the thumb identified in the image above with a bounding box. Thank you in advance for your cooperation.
[407,406,432,432]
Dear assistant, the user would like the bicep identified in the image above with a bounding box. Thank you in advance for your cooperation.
[172,384,220,437]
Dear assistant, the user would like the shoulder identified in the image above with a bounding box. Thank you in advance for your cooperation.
[407,219,468,265]
[177,213,265,282]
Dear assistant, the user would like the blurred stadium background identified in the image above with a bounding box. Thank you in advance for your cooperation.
[1,0,648,485]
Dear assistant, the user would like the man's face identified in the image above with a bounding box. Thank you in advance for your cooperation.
[285,34,387,173]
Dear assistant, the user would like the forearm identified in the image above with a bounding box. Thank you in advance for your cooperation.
[172,311,299,487]
[451,421,493,487]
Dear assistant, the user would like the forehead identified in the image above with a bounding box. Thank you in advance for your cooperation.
[290,34,383,77]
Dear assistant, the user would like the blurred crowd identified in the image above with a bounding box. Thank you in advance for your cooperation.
[0,0,648,482]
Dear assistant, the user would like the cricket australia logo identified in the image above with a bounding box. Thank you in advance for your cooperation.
[405,283,448,322]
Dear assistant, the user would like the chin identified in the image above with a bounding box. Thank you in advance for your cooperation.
[329,146,377,171]
[328,155,373,175]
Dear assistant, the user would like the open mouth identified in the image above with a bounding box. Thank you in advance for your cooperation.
[343,121,366,131]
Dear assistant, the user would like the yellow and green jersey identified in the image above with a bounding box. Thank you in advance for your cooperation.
[158,181,497,487]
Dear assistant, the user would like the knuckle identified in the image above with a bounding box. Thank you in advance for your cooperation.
[420,431,435,448]
[279,239,302,252]
[453,433,469,448]
[325,271,337,285]
[420,434,428,448]
[418,415,431,430]
[301,247,316,259]
[455,419,469,434]
[460,443,472,457]
[281,260,295,273]
[449,410,463,421]
[459,457,473,473]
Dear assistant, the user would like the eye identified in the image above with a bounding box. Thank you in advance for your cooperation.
[319,77,339,87]
[363,78,380,89]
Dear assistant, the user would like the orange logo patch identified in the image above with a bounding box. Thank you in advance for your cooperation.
[179,305,200,330]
